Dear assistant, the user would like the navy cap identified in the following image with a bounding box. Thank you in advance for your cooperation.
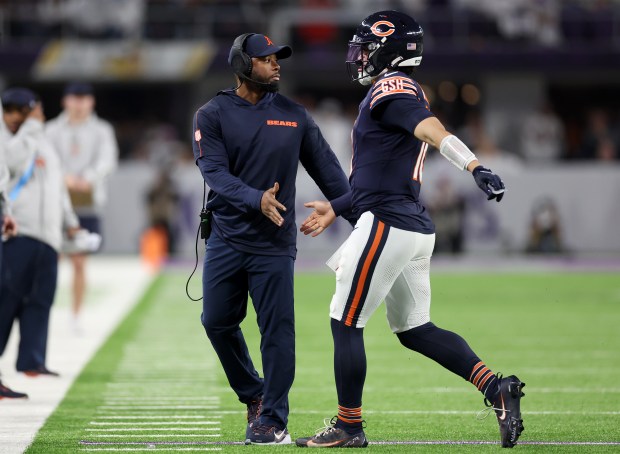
[241,34,292,60]
[1,88,38,109]
[64,82,94,96]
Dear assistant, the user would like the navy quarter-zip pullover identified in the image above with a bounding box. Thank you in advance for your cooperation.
[193,90,351,257]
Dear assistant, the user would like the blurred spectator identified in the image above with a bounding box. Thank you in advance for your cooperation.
[45,82,119,332]
[457,109,524,175]
[427,175,466,254]
[530,0,562,47]
[475,140,524,177]
[311,97,352,172]
[131,122,182,166]
[0,100,25,400]
[456,109,484,150]
[341,0,426,15]
[0,107,17,248]
[520,101,565,164]
[578,108,619,160]
[455,0,561,46]
[294,0,339,55]
[526,197,564,253]
[0,87,79,379]
[38,0,146,40]
[145,169,179,255]
[561,0,615,45]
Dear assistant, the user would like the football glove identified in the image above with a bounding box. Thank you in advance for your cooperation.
[472,166,505,202]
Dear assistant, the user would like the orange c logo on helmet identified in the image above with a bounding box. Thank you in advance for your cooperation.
[370,20,395,37]
[264,35,274,46]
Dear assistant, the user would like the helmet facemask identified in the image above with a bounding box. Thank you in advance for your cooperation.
[346,41,382,86]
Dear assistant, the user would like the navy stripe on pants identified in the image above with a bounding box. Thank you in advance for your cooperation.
[0,236,58,371]
[201,235,295,430]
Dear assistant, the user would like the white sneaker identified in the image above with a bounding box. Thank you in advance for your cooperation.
[245,425,291,445]
[70,316,84,336]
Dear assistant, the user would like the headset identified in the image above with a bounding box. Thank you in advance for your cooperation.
[229,33,275,90]
[230,33,254,78]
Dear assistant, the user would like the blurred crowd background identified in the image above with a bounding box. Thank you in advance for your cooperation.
[2,0,620,260]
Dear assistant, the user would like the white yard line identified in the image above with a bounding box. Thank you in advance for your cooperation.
[81,449,222,452]
[95,416,218,420]
[86,429,220,432]
[82,450,221,452]
[90,422,220,426]
[96,406,219,410]
[102,397,219,400]
[0,257,155,454]
[89,435,221,438]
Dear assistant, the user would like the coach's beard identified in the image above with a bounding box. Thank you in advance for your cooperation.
[264,81,279,92]
[245,74,279,93]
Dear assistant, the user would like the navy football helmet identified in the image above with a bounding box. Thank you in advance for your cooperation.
[347,10,424,85]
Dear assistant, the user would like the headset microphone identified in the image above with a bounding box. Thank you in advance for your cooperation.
[237,72,278,92]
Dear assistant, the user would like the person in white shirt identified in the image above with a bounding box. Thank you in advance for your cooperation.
[45,82,118,330]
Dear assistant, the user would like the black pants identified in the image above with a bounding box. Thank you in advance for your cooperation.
[0,236,58,371]
[201,235,295,430]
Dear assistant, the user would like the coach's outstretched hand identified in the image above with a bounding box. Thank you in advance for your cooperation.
[300,200,336,237]
[261,182,286,226]
[472,166,505,202]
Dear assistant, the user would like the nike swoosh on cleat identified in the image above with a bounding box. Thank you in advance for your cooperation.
[274,430,287,442]
[307,439,345,448]
[498,394,507,421]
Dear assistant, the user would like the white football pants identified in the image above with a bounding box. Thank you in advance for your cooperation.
[328,211,435,333]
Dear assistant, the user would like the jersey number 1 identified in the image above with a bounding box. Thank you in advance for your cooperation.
[412,142,429,183]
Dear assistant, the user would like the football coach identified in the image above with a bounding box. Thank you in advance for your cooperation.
[191,33,353,445]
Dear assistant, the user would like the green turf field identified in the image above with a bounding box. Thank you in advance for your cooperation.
[26,271,620,453]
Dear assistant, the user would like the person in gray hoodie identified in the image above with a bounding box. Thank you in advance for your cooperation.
[0,88,80,380]
[0,101,24,399]
[0,101,19,243]
[46,82,118,330]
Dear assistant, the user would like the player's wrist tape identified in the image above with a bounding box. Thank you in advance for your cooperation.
[439,135,477,171]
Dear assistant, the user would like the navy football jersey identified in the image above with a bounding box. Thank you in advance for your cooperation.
[350,70,435,233]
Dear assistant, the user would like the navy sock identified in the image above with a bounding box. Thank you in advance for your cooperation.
[331,318,365,434]
[396,322,499,400]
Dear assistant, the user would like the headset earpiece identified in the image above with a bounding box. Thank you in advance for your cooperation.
[230,33,254,77]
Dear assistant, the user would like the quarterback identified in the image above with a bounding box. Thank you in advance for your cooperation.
[297,11,525,449]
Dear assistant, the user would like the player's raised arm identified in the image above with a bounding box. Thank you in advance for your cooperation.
[414,116,506,202]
